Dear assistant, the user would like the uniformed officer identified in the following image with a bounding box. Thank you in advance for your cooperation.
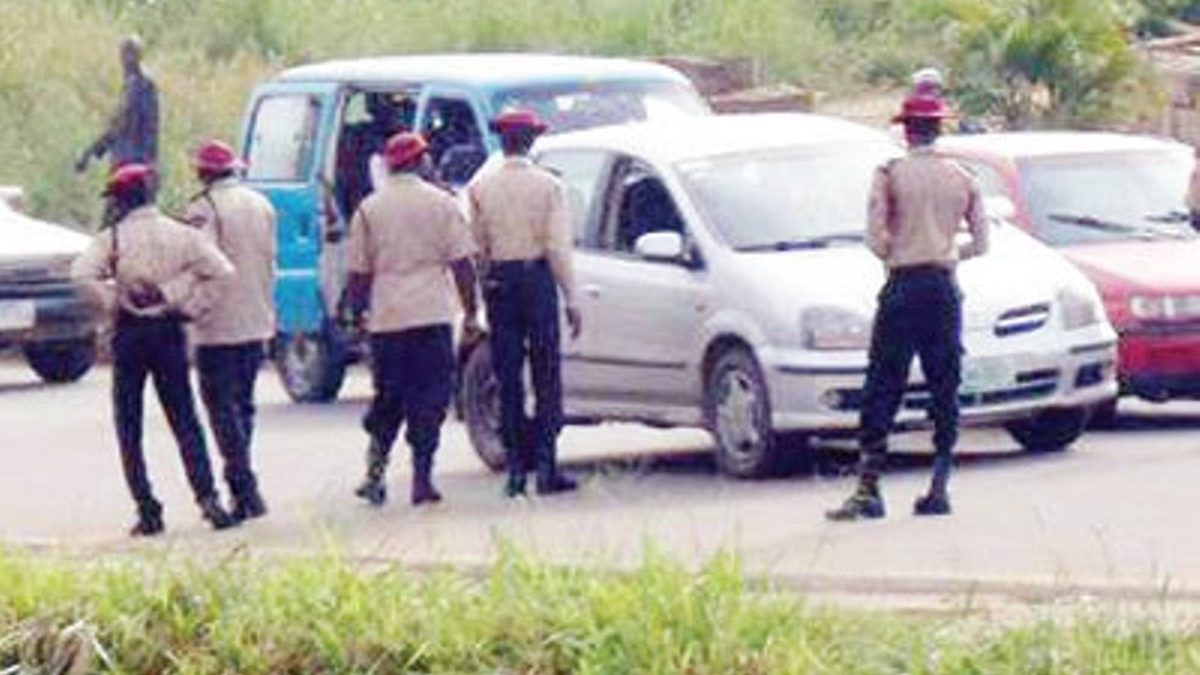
[467,109,582,498]
[71,164,238,535]
[184,140,277,522]
[347,131,481,507]
[826,89,989,521]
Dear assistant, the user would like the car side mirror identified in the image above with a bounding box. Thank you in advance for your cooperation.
[634,231,686,263]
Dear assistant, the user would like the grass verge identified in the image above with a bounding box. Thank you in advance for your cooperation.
[1,546,1198,673]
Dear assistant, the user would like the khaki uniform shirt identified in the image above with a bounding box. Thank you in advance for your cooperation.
[184,179,277,345]
[71,205,234,318]
[467,156,576,303]
[347,173,476,334]
[867,147,989,269]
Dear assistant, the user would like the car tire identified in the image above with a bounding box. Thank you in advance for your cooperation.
[23,337,96,383]
[705,346,778,479]
[460,341,507,472]
[273,324,346,403]
[1006,407,1090,453]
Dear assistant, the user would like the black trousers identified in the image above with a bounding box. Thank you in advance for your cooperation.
[196,342,264,503]
[362,325,455,474]
[859,265,962,489]
[484,259,563,474]
[112,313,217,512]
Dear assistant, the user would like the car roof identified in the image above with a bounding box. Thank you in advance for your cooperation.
[938,131,1190,159]
[274,53,694,89]
[538,113,895,163]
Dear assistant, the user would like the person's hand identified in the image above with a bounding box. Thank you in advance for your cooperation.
[74,151,91,174]
[460,313,485,347]
[565,304,582,340]
[127,279,165,309]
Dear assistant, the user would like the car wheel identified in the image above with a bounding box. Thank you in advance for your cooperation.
[460,341,507,472]
[705,346,778,479]
[23,337,96,383]
[273,325,346,403]
[1086,398,1119,430]
[1006,407,1090,453]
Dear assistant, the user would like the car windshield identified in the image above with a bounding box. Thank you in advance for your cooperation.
[1019,150,1197,245]
[491,81,709,134]
[677,142,898,251]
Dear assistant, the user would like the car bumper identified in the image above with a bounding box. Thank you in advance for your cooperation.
[0,282,99,348]
[761,327,1118,433]
[1117,327,1200,400]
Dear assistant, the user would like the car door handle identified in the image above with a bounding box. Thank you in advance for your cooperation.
[582,283,602,298]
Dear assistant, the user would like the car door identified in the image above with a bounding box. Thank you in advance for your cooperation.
[572,156,710,408]
[240,83,337,336]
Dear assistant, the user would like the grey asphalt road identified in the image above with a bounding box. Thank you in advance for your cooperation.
[2,359,1199,608]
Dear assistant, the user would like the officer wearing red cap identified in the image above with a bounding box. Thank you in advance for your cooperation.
[345,131,481,507]
[468,109,581,498]
[184,139,277,522]
[827,88,989,521]
[71,163,238,536]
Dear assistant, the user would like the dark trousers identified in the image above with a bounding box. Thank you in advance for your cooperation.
[112,313,217,513]
[859,266,962,492]
[1191,210,1200,233]
[197,342,264,503]
[484,259,563,475]
[362,325,455,478]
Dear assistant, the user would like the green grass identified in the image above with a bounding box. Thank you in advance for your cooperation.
[1,546,1199,673]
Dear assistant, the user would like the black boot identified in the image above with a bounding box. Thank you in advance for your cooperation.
[231,491,268,521]
[825,480,886,522]
[129,501,164,537]
[355,437,390,507]
[913,491,952,516]
[535,444,577,496]
[199,495,238,531]
[411,455,442,506]
[503,444,529,498]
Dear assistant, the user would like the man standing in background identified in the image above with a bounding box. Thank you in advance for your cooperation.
[76,35,159,177]
[185,140,277,522]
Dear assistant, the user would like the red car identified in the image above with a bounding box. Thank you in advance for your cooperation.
[939,132,1200,418]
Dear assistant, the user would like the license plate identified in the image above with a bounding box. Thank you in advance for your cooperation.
[0,300,35,331]
[961,358,1012,393]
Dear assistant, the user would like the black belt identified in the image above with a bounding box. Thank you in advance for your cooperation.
[489,257,549,271]
[888,263,954,279]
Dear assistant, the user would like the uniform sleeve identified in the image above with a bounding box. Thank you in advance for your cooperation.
[466,181,489,256]
[544,179,577,305]
[866,166,892,261]
[70,233,117,314]
[959,175,990,260]
[441,197,477,263]
[347,203,371,274]
[160,229,234,310]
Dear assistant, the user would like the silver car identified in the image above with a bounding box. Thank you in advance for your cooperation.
[459,114,1118,478]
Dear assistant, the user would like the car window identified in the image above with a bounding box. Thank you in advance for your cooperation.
[491,82,707,134]
[536,149,610,247]
[422,97,486,184]
[677,142,897,251]
[1019,150,1197,245]
[245,95,321,182]
[602,161,686,255]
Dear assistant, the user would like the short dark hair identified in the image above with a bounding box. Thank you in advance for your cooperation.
[500,130,537,156]
[905,117,941,146]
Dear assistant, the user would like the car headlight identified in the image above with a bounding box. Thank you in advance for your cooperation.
[801,306,872,351]
[1130,294,1200,322]
[1058,286,1103,330]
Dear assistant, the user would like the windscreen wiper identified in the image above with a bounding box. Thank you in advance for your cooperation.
[735,232,865,252]
[1047,212,1156,238]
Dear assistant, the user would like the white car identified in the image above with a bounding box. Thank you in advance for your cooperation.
[0,188,99,382]
[458,114,1119,478]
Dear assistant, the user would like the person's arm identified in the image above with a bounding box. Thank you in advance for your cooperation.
[159,229,234,317]
[442,202,481,339]
[76,83,131,171]
[958,175,989,261]
[543,181,581,338]
[866,166,892,262]
[70,233,118,314]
